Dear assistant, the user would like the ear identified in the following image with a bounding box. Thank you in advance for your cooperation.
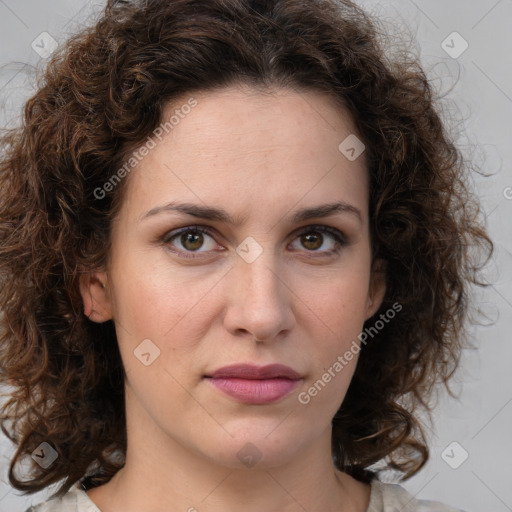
[365,258,386,320]
[79,270,113,323]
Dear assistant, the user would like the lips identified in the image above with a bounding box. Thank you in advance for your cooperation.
[205,364,302,405]
[208,363,301,380]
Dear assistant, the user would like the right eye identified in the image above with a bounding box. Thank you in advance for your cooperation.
[162,226,224,259]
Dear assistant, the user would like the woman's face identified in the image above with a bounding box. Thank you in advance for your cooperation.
[81,85,385,469]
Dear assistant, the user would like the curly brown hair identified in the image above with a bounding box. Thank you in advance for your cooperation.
[0,0,493,500]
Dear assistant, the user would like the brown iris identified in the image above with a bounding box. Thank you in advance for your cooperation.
[301,232,323,251]
[181,231,204,251]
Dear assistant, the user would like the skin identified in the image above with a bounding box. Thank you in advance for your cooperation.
[80,84,386,512]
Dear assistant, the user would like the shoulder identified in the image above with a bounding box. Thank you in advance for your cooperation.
[368,479,468,512]
[23,481,101,512]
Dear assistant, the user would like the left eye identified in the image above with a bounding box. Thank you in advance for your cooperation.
[289,227,345,253]
[162,225,346,258]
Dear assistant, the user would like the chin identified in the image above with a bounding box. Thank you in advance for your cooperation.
[198,424,311,470]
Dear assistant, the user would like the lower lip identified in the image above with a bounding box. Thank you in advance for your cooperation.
[206,377,301,404]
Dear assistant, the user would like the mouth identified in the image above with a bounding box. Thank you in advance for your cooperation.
[204,364,303,405]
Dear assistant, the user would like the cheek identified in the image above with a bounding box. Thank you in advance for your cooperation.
[298,289,366,416]
[109,243,203,336]
[109,277,177,338]
[108,273,205,413]
[302,268,371,333]
[108,255,223,383]
[297,266,371,381]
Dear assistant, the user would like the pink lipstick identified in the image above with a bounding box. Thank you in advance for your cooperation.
[205,364,302,405]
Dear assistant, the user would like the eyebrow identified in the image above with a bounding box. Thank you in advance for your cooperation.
[140,200,363,226]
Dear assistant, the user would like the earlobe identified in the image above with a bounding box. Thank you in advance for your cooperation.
[79,270,113,323]
[365,259,387,320]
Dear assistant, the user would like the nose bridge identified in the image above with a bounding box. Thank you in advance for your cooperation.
[225,237,293,340]
[244,252,279,297]
[237,241,283,306]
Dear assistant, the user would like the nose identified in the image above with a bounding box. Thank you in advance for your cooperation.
[223,248,295,343]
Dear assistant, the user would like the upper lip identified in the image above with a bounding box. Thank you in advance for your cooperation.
[207,364,302,380]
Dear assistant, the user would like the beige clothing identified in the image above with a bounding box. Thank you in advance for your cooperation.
[25,479,466,512]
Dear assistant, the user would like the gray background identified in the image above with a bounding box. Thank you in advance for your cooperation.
[0,1,511,511]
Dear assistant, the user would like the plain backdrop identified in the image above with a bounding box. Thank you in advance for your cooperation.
[0,1,511,511]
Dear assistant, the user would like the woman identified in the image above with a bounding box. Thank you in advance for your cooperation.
[0,0,492,510]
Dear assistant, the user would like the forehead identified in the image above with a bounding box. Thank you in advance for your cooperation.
[119,85,369,226]
[161,85,362,160]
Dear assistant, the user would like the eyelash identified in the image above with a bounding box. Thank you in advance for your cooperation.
[161,224,347,260]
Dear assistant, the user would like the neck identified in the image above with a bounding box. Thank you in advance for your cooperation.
[86,385,370,512]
